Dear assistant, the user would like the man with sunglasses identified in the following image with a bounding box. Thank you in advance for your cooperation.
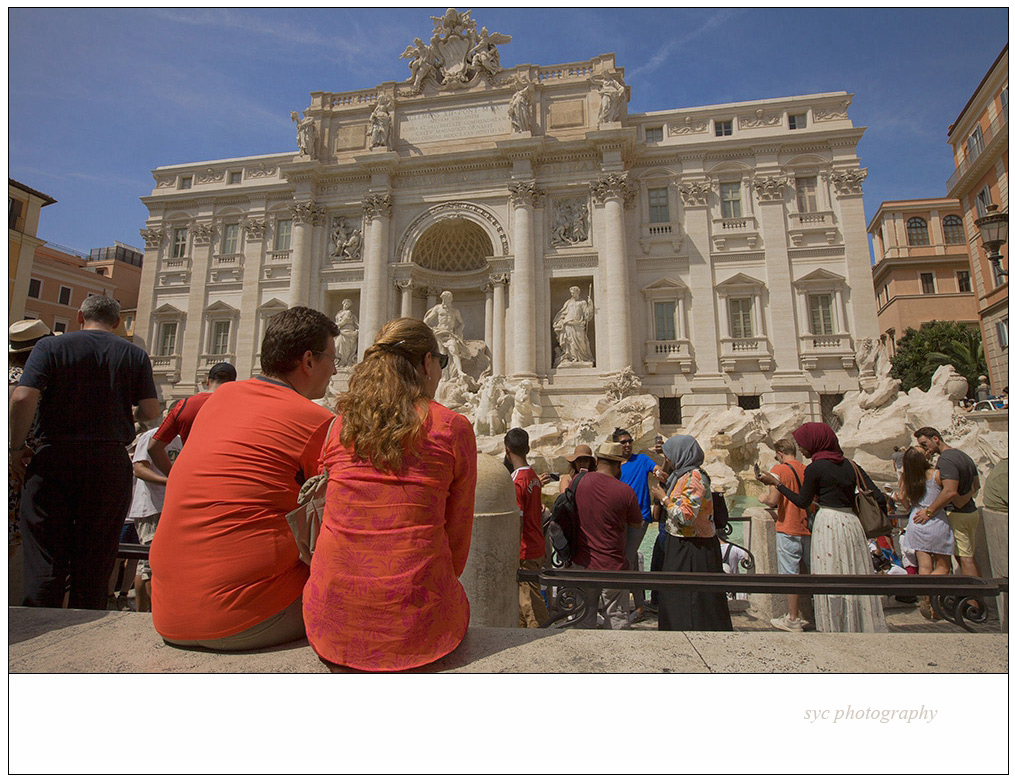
[612,428,666,622]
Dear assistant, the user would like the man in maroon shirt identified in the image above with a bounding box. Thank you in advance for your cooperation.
[149,362,236,475]
[505,427,550,628]
[571,441,643,629]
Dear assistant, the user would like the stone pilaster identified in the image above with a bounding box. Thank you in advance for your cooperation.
[508,180,542,378]
[359,192,393,356]
[396,279,414,317]
[590,173,636,371]
[133,226,165,356]
[287,200,322,307]
[830,168,878,342]
[235,216,267,379]
[481,281,494,350]
[754,176,800,373]
[679,178,722,377]
[177,220,215,394]
[491,273,509,376]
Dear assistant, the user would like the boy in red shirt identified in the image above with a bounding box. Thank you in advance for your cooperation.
[505,427,549,628]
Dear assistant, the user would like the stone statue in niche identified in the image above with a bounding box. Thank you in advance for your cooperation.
[368,96,393,149]
[330,217,363,260]
[508,84,533,133]
[290,110,317,158]
[550,198,590,246]
[595,76,626,125]
[424,290,469,380]
[334,299,359,367]
[401,37,438,94]
[553,285,595,367]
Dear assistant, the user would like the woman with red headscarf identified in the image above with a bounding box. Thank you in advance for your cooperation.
[758,422,887,633]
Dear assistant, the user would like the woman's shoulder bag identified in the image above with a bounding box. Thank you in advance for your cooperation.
[285,416,338,565]
[848,460,893,539]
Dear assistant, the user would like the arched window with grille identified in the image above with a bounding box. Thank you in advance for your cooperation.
[906,217,929,246]
[942,215,965,245]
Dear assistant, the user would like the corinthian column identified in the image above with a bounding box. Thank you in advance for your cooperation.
[287,200,321,306]
[359,192,393,356]
[508,180,542,378]
[491,273,509,376]
[590,173,636,371]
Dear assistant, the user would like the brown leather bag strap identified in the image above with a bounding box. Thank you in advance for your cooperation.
[847,459,868,491]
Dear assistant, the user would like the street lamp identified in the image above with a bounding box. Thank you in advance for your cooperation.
[974,203,1008,280]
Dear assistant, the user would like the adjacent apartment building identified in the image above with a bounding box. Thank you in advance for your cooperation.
[945,45,1008,389]
[9,178,56,322]
[134,8,879,423]
[868,198,978,357]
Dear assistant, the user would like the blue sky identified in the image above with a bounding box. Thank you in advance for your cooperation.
[8,7,1009,254]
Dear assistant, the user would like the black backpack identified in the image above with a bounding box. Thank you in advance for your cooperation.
[544,471,588,568]
[698,468,731,538]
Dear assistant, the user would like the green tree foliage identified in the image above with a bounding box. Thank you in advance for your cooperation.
[890,320,987,393]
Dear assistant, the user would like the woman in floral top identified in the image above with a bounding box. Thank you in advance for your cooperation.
[649,434,732,631]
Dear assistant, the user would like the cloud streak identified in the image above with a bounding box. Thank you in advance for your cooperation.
[627,9,741,79]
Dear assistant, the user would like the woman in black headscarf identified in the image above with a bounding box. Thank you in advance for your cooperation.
[648,434,732,631]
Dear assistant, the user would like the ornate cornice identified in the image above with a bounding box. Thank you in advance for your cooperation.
[752,176,790,202]
[139,227,164,249]
[677,181,712,207]
[590,173,636,208]
[828,168,867,196]
[508,180,543,208]
[814,98,851,122]
[669,116,708,136]
[362,192,393,220]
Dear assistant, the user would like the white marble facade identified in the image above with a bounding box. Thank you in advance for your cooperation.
[134,9,879,423]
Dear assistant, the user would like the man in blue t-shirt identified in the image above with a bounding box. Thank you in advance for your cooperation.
[10,295,160,609]
[612,428,665,621]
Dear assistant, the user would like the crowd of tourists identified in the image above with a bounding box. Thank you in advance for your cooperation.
[8,297,1004,671]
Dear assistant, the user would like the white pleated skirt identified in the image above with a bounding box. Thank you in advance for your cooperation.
[810,507,888,633]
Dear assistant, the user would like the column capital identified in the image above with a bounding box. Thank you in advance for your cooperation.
[242,217,267,240]
[752,175,790,202]
[394,278,414,291]
[508,180,543,208]
[827,168,867,197]
[290,200,324,225]
[590,172,636,208]
[490,272,510,286]
[191,222,214,245]
[677,180,712,208]
[362,192,393,220]
[139,227,164,249]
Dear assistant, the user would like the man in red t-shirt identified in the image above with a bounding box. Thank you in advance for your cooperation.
[505,428,550,628]
[571,441,643,629]
[149,362,237,475]
[759,437,812,632]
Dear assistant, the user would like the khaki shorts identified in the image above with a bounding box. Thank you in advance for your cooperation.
[131,513,160,579]
[947,509,980,558]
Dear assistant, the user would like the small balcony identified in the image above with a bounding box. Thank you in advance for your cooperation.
[798,333,855,369]
[638,221,682,253]
[788,210,838,246]
[212,254,242,267]
[150,354,181,383]
[644,339,693,374]
[719,336,772,372]
[711,215,759,251]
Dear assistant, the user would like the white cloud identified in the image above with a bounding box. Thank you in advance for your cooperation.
[627,10,741,79]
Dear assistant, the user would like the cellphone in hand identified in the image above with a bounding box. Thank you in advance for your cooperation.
[549,472,560,481]
[753,463,761,477]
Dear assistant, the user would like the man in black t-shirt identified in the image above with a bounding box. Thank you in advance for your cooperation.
[913,427,981,578]
[9,295,160,609]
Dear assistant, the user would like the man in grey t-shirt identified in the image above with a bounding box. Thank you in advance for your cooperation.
[913,427,981,577]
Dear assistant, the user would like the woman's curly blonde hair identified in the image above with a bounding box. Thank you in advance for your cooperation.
[336,317,440,473]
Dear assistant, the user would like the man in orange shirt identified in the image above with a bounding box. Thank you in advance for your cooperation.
[150,307,338,651]
[505,427,550,628]
[759,437,812,632]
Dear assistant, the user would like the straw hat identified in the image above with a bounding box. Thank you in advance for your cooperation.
[9,319,52,353]
[595,441,626,463]
[563,443,595,463]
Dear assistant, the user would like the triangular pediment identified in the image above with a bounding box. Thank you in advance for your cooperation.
[257,298,288,312]
[152,303,185,317]
[794,268,845,287]
[642,276,688,294]
[205,299,239,314]
[715,272,765,290]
